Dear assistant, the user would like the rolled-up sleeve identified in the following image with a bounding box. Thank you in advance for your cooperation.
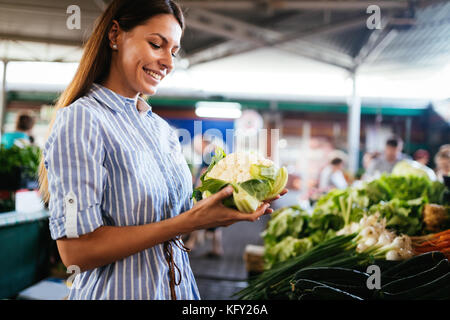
[43,105,107,240]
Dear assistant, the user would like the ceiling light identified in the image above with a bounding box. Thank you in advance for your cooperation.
[195,101,242,119]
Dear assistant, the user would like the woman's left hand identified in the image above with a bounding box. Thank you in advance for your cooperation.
[262,188,288,214]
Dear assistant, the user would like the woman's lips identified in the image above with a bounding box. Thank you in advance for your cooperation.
[143,67,162,81]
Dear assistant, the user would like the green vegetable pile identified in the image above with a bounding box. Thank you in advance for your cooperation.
[263,173,447,267]
[0,144,41,181]
[235,234,371,300]
[0,144,41,212]
[235,233,450,300]
[262,205,339,269]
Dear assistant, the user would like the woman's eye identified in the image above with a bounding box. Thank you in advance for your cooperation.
[149,42,161,49]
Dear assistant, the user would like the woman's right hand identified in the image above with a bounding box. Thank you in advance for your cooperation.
[186,185,272,230]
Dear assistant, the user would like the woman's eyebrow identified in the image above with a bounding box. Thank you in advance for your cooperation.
[148,33,180,49]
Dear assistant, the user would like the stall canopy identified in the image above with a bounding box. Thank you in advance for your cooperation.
[0,0,449,171]
[0,0,448,67]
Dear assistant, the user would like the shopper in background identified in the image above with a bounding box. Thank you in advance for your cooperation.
[439,144,450,153]
[1,112,35,149]
[435,148,450,183]
[414,149,430,166]
[319,157,348,191]
[365,137,410,178]
[362,151,381,171]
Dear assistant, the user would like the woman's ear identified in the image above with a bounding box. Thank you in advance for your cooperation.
[108,20,121,50]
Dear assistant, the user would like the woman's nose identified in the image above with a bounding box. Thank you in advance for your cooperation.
[159,51,174,73]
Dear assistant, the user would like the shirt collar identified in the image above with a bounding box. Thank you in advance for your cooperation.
[89,83,152,116]
[137,96,153,117]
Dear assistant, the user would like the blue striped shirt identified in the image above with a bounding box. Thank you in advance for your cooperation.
[43,83,200,300]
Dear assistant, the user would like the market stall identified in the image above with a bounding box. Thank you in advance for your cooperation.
[231,162,450,300]
[0,209,51,299]
[0,0,449,303]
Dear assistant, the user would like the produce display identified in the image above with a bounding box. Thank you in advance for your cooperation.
[236,170,450,300]
[0,145,41,213]
[336,212,414,260]
[235,235,450,300]
[236,234,374,300]
[392,159,438,181]
[412,229,450,259]
[193,148,288,213]
[288,251,449,300]
[263,173,449,267]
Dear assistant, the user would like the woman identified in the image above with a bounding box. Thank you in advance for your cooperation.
[38,0,282,300]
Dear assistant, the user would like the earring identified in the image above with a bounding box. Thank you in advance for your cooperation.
[112,44,118,50]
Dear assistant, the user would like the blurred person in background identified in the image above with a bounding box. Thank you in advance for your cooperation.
[365,136,410,178]
[435,148,450,183]
[319,157,348,191]
[362,151,381,170]
[414,149,430,166]
[1,112,35,149]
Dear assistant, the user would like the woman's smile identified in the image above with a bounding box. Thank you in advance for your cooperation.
[143,66,163,83]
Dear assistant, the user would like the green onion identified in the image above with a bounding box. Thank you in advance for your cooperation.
[234,234,373,300]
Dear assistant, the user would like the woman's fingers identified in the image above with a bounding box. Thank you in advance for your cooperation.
[263,189,288,203]
[235,203,270,222]
[263,195,280,203]
[211,185,234,202]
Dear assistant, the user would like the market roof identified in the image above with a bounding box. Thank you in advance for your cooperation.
[0,0,449,70]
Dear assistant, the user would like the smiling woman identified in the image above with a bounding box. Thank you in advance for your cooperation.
[38,0,280,301]
[104,13,182,97]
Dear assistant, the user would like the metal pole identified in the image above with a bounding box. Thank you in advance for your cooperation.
[0,60,8,139]
[347,71,361,175]
[405,117,412,155]
[300,121,311,198]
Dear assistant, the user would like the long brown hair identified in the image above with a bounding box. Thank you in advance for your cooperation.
[38,0,185,206]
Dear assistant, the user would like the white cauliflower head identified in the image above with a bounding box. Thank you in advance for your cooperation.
[206,151,274,183]
[194,148,287,213]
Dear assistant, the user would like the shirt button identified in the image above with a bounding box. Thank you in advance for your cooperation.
[68,198,74,204]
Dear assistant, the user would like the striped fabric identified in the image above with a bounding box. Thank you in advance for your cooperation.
[43,83,200,300]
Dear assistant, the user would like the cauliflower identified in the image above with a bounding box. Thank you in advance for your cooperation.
[193,148,288,213]
[207,151,274,183]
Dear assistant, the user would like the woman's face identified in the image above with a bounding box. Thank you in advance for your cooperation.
[110,14,182,96]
